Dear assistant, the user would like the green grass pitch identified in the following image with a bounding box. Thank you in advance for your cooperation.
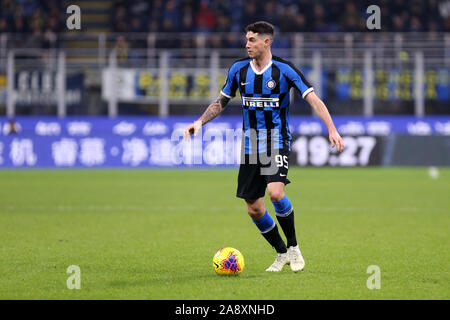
[0,167,448,300]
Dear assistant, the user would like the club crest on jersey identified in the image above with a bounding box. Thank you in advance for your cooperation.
[266,79,276,90]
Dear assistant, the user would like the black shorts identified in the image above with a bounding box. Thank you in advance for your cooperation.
[236,148,291,200]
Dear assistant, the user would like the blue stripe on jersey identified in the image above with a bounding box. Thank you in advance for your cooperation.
[271,108,283,150]
[256,110,267,154]
[281,93,292,150]
[285,105,292,147]
[244,67,255,96]
[243,108,251,154]
[285,108,292,150]
[222,59,251,97]
[276,67,290,93]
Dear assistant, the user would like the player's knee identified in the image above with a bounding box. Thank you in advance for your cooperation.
[247,205,265,217]
[268,189,284,202]
[245,200,265,219]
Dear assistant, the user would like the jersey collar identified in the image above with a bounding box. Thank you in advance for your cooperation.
[250,60,273,75]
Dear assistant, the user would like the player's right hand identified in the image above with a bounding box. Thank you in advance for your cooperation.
[183,120,202,141]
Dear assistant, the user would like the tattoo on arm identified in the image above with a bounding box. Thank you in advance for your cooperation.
[198,94,231,125]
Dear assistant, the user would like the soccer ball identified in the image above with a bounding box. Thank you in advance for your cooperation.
[213,247,245,276]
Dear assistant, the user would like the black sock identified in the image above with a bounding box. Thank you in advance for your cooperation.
[276,210,298,248]
[261,225,287,253]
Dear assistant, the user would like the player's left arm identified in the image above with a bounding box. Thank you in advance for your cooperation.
[285,62,344,152]
[305,91,344,152]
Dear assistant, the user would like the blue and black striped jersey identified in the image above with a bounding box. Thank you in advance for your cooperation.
[221,56,314,155]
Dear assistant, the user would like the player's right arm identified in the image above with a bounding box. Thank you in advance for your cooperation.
[183,93,231,141]
[184,60,240,141]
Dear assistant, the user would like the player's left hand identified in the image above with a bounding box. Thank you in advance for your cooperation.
[329,130,344,152]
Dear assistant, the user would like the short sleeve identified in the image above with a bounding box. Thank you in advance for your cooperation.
[285,65,314,99]
[220,63,239,98]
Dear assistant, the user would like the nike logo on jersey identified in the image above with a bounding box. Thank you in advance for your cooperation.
[241,82,250,86]
[280,174,287,177]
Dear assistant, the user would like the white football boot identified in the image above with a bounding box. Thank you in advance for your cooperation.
[287,245,305,272]
[265,252,289,272]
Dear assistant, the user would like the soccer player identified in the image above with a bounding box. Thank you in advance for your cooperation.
[184,21,344,272]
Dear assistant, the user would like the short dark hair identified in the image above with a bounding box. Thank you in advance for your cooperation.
[245,21,275,39]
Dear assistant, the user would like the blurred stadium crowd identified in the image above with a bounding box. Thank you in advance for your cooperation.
[0,0,62,48]
[0,0,449,49]
[113,0,448,34]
